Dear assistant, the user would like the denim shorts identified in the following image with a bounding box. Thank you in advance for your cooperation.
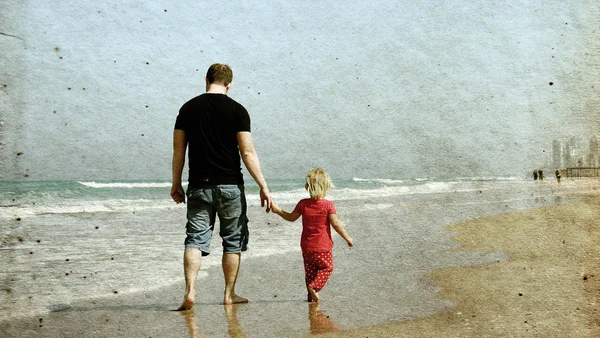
[185,184,249,256]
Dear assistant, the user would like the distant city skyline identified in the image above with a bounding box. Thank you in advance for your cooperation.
[547,134,600,170]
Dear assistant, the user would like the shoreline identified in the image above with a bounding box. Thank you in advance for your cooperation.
[317,193,600,337]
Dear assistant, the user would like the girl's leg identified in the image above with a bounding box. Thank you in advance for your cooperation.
[309,251,334,293]
[303,251,334,302]
[303,251,319,302]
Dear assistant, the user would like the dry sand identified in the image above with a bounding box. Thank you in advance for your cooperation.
[317,194,600,337]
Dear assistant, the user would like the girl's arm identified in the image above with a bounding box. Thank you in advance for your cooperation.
[329,214,354,247]
[271,202,301,222]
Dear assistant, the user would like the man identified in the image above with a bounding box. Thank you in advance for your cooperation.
[171,63,271,310]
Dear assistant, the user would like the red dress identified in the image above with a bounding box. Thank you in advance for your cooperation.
[294,199,336,295]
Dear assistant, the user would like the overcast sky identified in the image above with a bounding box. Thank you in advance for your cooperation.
[1,1,598,181]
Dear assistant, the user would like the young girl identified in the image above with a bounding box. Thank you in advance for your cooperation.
[271,168,353,303]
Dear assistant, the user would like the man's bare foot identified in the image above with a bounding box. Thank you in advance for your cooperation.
[308,287,319,303]
[224,294,249,305]
[177,296,195,311]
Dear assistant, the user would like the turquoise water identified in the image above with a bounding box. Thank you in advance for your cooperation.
[0,176,523,210]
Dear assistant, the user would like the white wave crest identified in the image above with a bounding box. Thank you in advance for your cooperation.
[269,188,310,205]
[0,199,179,217]
[456,177,519,181]
[78,182,186,188]
[352,177,405,185]
[247,180,477,206]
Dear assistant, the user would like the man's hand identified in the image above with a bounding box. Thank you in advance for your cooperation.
[260,188,272,213]
[171,184,186,204]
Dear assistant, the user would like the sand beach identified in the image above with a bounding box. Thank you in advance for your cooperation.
[320,186,600,337]
[1,178,599,337]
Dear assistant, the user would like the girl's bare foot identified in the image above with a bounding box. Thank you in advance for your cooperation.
[224,293,249,305]
[308,287,319,303]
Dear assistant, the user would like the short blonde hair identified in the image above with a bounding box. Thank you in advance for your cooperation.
[305,168,334,199]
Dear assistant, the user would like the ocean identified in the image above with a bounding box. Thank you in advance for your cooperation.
[0,176,578,323]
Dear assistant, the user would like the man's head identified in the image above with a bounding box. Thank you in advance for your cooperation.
[205,63,233,87]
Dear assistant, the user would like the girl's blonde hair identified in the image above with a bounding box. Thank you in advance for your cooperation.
[305,168,334,199]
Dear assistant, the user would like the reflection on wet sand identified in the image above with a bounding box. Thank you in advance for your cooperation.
[181,310,200,338]
[308,303,341,335]
[224,304,246,338]
[180,304,246,338]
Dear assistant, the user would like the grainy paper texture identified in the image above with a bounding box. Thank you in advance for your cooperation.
[1,1,599,337]
[1,1,598,180]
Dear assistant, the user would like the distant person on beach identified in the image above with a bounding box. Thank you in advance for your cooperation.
[533,170,538,181]
[538,170,544,181]
[555,169,561,184]
[171,63,272,310]
[271,168,353,303]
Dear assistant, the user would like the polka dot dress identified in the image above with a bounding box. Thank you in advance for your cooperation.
[303,250,334,297]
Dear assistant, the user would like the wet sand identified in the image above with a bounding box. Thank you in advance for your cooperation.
[2,181,599,337]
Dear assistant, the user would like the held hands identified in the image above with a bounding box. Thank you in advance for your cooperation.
[270,202,281,214]
[260,188,272,213]
[170,184,186,204]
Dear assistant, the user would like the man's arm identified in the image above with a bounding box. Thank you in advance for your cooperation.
[237,131,271,212]
[171,129,187,204]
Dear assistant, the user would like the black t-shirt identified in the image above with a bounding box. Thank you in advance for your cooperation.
[175,93,251,186]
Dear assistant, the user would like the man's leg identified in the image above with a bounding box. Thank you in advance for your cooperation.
[180,187,215,310]
[217,185,249,305]
[178,248,203,310]
[222,252,248,304]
